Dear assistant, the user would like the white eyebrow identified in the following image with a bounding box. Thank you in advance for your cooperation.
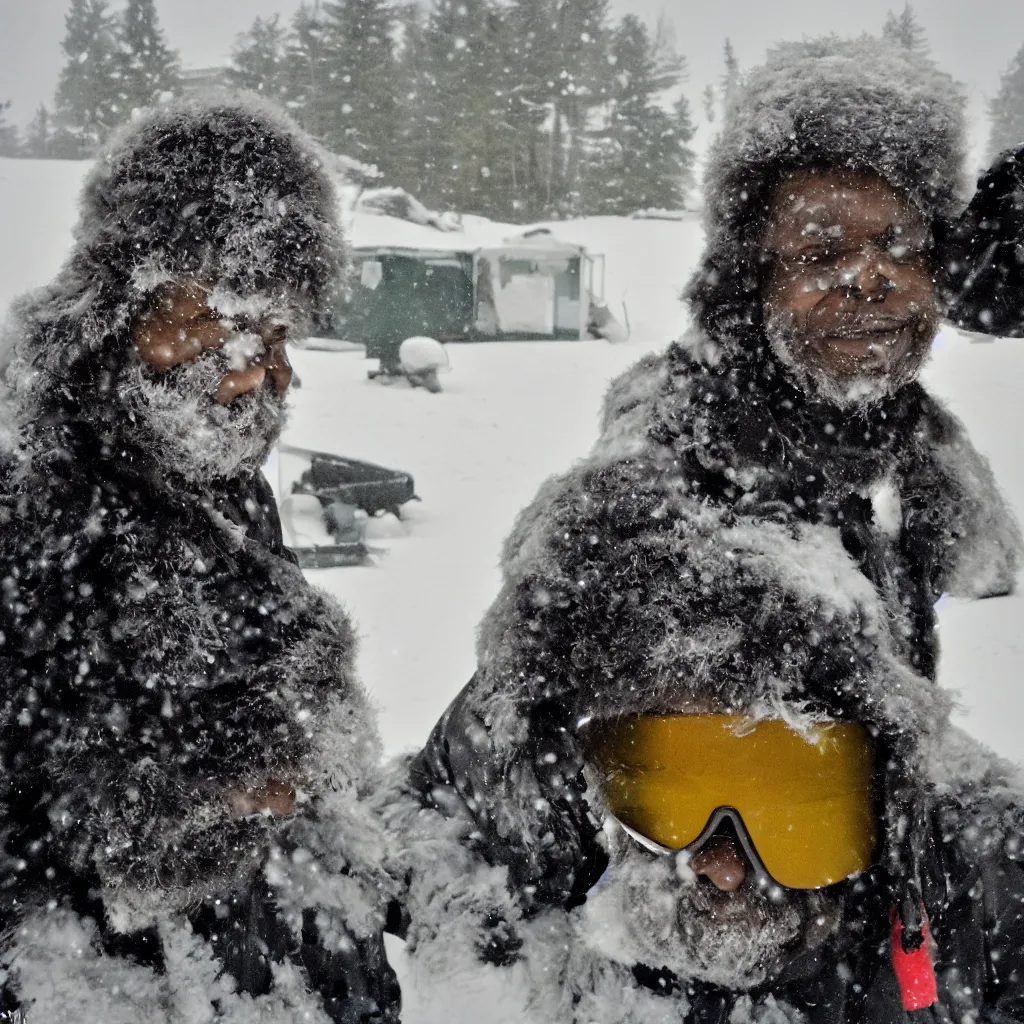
[798,221,844,239]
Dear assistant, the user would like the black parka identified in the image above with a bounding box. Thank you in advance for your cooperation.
[0,97,398,1023]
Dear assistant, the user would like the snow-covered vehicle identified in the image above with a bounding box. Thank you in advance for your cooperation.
[316,216,623,378]
[268,444,418,568]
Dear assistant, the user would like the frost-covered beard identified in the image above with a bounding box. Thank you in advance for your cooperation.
[764,308,932,410]
[581,842,842,990]
[119,348,287,485]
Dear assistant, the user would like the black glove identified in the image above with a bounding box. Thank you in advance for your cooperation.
[190,871,401,1024]
[936,145,1024,337]
[409,680,608,913]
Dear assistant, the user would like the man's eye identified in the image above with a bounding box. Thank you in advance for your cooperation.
[888,244,927,264]
[795,250,828,266]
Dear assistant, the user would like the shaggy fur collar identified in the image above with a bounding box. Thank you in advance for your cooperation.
[474,333,1018,750]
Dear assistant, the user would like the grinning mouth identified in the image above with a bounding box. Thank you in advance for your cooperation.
[819,318,913,341]
[802,319,923,377]
[823,335,900,353]
[812,320,917,364]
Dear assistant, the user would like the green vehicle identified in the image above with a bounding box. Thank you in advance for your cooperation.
[330,224,611,373]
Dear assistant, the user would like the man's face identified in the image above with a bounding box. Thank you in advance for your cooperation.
[761,169,939,404]
[122,282,295,482]
[583,708,854,988]
[582,822,844,990]
[131,282,293,401]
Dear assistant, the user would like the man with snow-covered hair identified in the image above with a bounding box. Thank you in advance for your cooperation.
[0,97,398,1022]
[379,38,1024,1023]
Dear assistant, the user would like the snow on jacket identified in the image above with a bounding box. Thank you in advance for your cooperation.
[0,97,397,1022]
[379,38,1024,1024]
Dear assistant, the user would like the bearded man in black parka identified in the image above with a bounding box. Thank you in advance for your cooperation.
[380,39,1024,1024]
[0,97,398,1023]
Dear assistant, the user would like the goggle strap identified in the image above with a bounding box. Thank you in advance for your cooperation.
[897,892,925,952]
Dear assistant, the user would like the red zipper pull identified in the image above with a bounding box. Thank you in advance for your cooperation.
[890,907,938,1011]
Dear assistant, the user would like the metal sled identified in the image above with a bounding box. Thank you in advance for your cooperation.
[273,444,418,569]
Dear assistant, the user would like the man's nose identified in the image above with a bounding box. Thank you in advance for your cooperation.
[259,328,293,396]
[213,328,292,405]
[837,249,895,303]
[689,834,748,892]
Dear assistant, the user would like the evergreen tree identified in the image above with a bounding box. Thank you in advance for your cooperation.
[114,0,180,117]
[580,15,694,214]
[284,3,332,139]
[483,0,613,218]
[502,0,564,216]
[549,0,612,215]
[316,0,401,167]
[0,102,18,157]
[270,0,697,219]
[388,2,431,187]
[389,0,618,218]
[702,83,716,122]
[988,43,1024,161]
[227,15,292,103]
[23,105,54,158]
[721,37,739,109]
[53,0,120,154]
[402,0,508,214]
[673,92,697,199]
[882,4,928,55]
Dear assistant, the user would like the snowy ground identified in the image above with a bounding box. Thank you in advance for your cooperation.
[286,325,1024,767]
[1,155,1021,770]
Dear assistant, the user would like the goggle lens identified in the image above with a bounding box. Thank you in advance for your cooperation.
[586,715,876,890]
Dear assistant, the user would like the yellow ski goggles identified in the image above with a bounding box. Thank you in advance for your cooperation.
[585,714,877,890]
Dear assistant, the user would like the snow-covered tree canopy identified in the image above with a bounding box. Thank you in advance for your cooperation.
[988,42,1024,162]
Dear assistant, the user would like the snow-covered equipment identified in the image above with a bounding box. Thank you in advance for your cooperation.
[369,334,453,392]
[274,443,417,568]
[399,335,450,374]
[629,208,686,221]
[475,230,599,340]
[937,144,1024,338]
[322,218,616,372]
[357,186,456,231]
[587,297,630,343]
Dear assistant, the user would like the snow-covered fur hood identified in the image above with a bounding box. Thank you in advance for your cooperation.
[475,336,1018,753]
[456,39,1003,774]
[690,36,966,342]
[386,332,1023,1019]
[1,93,343,433]
[424,330,1022,943]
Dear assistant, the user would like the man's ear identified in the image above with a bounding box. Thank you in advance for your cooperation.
[935,146,1024,337]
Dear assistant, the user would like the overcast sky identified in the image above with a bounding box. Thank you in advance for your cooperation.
[3,0,1024,157]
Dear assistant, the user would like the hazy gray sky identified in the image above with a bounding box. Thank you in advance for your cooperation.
[3,0,1023,156]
